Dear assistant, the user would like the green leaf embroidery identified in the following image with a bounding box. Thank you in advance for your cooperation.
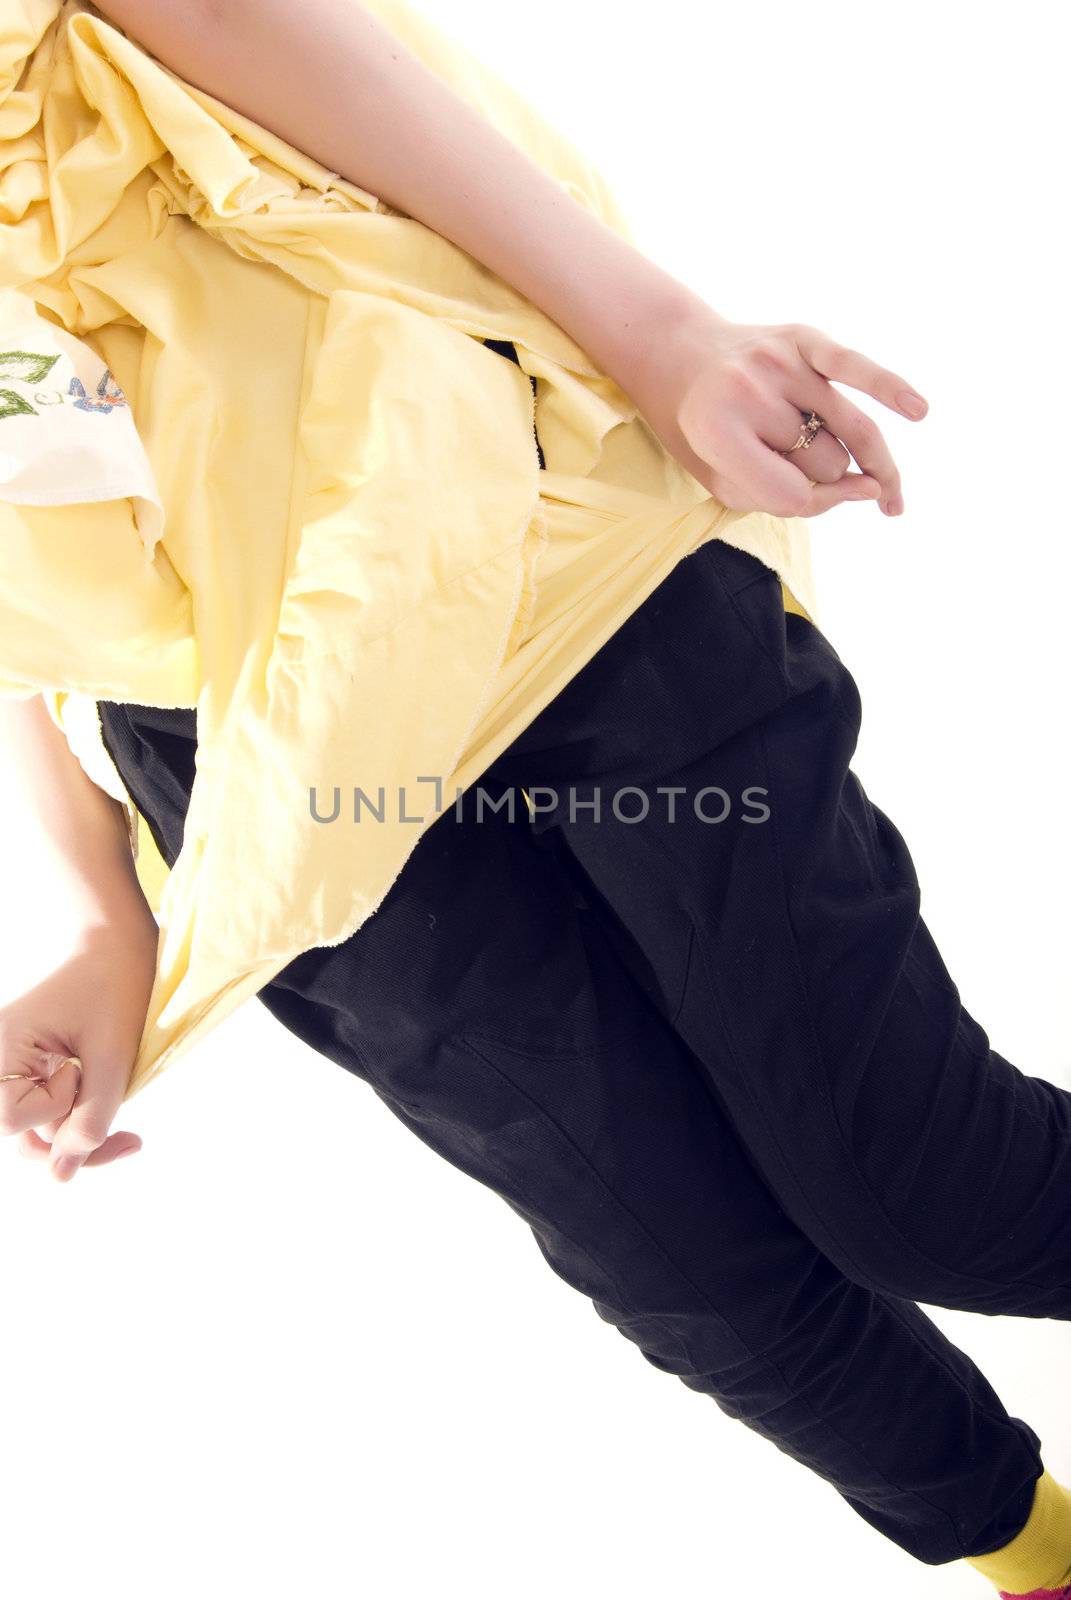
[0,388,36,420]
[0,349,61,384]
[0,349,66,421]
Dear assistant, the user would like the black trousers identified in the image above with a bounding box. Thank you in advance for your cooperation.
[98,536,1071,1569]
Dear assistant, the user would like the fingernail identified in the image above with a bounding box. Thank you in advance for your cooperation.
[52,1156,83,1182]
[885,495,905,516]
[115,1146,138,1160]
[38,1051,81,1079]
[897,391,927,418]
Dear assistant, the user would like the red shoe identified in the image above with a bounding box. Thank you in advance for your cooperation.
[998,1587,1071,1599]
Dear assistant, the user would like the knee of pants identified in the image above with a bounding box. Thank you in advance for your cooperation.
[369,1016,902,1409]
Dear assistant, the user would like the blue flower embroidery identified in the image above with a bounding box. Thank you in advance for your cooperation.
[0,351,129,420]
[68,367,128,413]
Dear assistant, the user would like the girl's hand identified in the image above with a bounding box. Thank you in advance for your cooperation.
[620,304,929,520]
[0,908,159,1182]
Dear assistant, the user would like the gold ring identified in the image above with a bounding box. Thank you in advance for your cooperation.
[787,410,824,452]
[0,1053,82,1087]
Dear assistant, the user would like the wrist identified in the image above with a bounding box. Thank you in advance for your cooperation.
[593,267,730,401]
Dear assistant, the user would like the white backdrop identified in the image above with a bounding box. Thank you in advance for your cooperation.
[2,3,1069,1597]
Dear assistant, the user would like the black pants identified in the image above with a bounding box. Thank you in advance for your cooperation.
[98,537,1071,1569]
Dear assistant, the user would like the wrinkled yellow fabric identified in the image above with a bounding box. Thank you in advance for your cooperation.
[0,0,817,1101]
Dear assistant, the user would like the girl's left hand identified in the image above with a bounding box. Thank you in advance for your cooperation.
[618,303,929,521]
[0,911,158,1181]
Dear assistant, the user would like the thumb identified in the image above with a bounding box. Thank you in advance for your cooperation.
[806,473,883,515]
[49,1057,125,1183]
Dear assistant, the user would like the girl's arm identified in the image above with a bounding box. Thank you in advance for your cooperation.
[90,0,693,395]
[0,695,147,929]
[87,1,926,516]
[0,696,155,1179]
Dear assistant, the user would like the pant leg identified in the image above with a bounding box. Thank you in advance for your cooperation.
[257,783,1044,1568]
[490,536,1071,1318]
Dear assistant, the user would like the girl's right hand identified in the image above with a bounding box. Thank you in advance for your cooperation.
[0,906,159,1181]
[617,301,928,521]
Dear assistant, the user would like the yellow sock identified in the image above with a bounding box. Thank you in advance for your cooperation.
[964,1470,1071,1595]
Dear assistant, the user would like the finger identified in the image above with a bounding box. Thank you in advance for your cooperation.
[17,1125,142,1166]
[760,396,852,484]
[716,425,876,519]
[48,1051,128,1182]
[791,323,929,423]
[33,1050,86,1142]
[804,472,885,516]
[790,376,904,514]
[0,1053,81,1139]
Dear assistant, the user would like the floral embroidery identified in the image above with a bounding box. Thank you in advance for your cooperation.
[0,349,60,383]
[0,347,128,421]
[0,388,35,420]
[69,367,129,413]
[0,348,60,420]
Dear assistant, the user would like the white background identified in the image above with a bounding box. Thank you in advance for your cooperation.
[2,2,1070,1597]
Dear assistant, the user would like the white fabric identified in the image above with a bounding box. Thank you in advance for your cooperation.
[0,286,164,559]
[39,690,133,807]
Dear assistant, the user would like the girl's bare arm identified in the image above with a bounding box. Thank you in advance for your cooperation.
[0,696,156,1180]
[86,3,927,514]
[88,0,695,396]
[0,695,149,929]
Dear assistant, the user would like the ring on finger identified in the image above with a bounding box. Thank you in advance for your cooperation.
[0,1053,82,1090]
[785,409,825,453]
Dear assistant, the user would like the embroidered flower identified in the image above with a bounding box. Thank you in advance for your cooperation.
[68,367,128,414]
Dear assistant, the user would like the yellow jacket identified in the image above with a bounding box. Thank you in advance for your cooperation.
[0,0,816,1102]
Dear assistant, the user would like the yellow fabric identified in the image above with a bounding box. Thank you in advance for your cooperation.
[0,0,817,1102]
[130,576,809,914]
[131,810,170,915]
[964,1470,1071,1594]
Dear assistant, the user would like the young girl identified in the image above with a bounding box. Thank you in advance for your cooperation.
[2,4,1069,1597]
